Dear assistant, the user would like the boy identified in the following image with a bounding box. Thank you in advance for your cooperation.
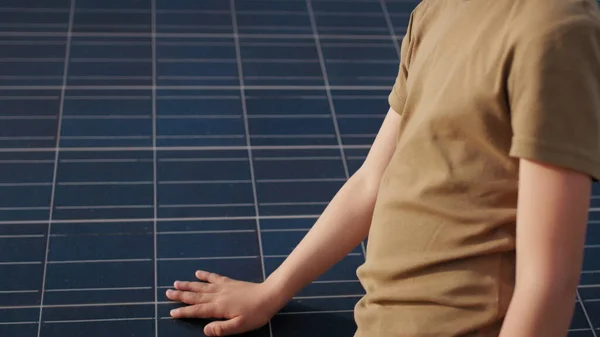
[165,0,600,336]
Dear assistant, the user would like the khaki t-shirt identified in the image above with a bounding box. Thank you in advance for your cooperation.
[354,0,600,336]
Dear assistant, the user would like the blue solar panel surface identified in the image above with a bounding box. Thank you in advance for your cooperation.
[0,0,599,336]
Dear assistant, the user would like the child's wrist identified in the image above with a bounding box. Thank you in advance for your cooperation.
[263,271,296,303]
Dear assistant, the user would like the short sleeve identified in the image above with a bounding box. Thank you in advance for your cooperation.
[507,17,600,180]
[388,12,415,115]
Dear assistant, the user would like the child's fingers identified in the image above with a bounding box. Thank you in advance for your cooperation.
[170,303,217,319]
[166,289,212,305]
[195,270,229,284]
[173,280,215,293]
[204,316,245,337]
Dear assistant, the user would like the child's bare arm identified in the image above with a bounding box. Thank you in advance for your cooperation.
[263,107,402,300]
[499,158,592,337]
[166,108,403,336]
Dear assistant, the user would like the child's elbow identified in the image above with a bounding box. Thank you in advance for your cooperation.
[352,166,384,199]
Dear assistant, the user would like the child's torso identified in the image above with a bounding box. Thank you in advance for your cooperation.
[354,0,599,336]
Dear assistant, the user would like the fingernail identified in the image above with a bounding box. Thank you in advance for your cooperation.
[166,289,173,295]
[170,309,178,316]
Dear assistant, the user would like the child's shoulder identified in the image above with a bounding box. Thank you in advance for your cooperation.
[508,0,600,41]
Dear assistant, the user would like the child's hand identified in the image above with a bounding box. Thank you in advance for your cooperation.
[166,270,283,336]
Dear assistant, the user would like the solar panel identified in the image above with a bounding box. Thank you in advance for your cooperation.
[0,0,598,336]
